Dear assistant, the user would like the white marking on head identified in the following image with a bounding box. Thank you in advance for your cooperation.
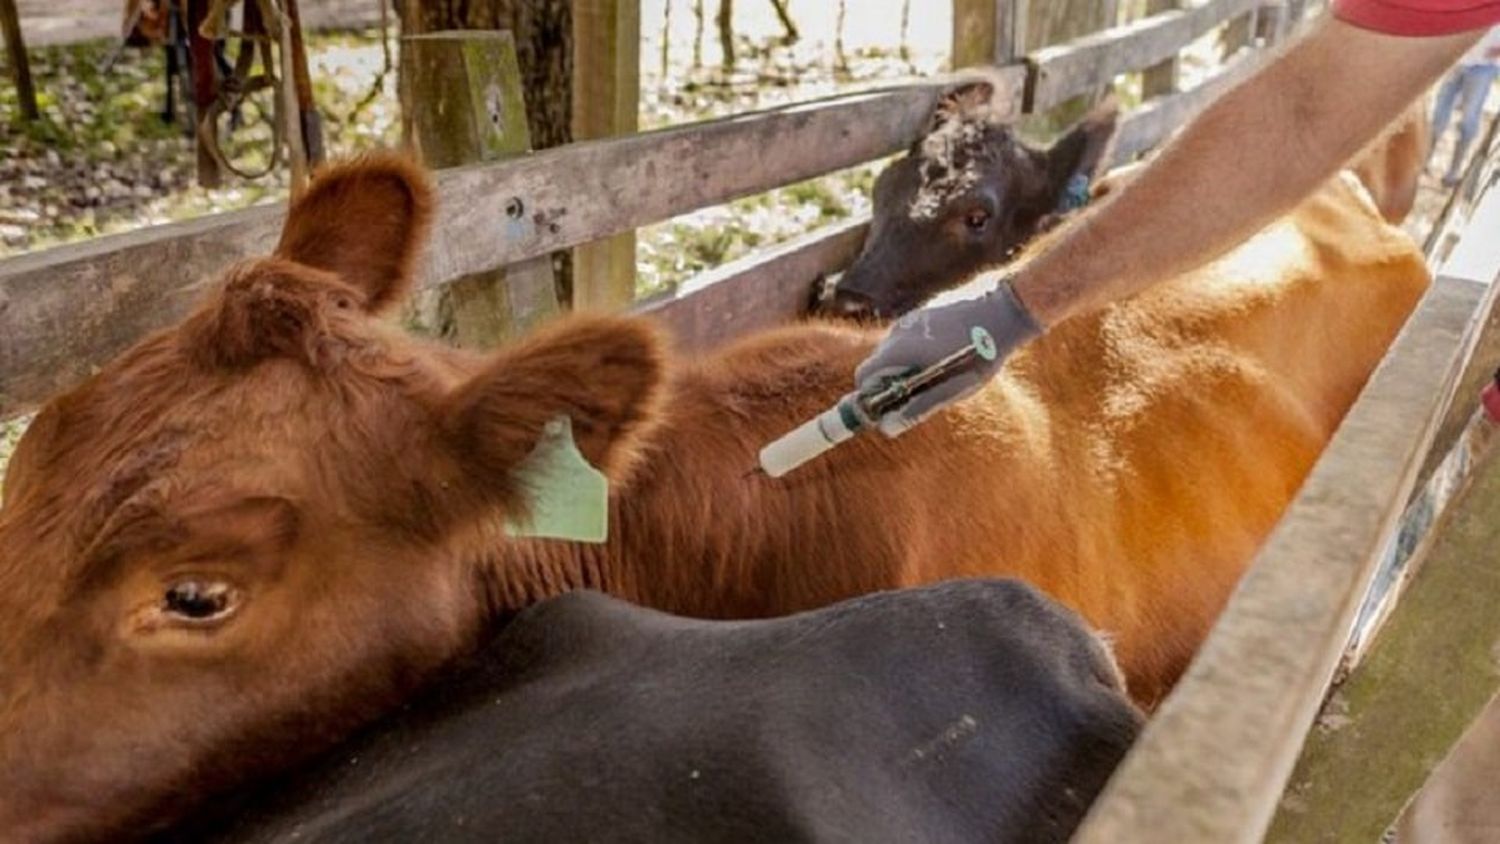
[907,69,1016,223]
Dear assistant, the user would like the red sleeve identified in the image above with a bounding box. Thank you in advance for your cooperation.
[1333,0,1500,35]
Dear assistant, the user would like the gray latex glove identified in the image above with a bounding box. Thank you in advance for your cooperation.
[854,279,1042,437]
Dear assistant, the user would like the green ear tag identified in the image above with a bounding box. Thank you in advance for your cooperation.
[505,416,609,544]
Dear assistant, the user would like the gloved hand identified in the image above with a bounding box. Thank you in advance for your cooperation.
[854,278,1042,437]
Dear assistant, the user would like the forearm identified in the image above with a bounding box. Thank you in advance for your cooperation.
[1012,16,1478,326]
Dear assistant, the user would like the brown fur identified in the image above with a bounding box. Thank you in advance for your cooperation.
[0,153,1429,840]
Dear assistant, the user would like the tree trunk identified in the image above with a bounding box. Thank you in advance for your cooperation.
[659,0,671,81]
[833,0,847,73]
[1,0,37,122]
[692,0,704,68]
[768,0,797,44]
[715,0,733,73]
[401,0,573,150]
[898,0,912,65]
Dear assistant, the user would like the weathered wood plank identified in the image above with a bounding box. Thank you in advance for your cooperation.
[1220,8,1258,60]
[1109,48,1262,164]
[1030,0,1263,111]
[1140,0,1183,99]
[1389,689,1500,841]
[1074,270,1490,844]
[1336,187,1500,684]
[1270,407,1500,843]
[952,0,1023,67]
[571,0,641,311]
[635,215,869,350]
[403,29,560,349]
[0,206,285,419]
[1418,173,1500,481]
[0,76,1027,421]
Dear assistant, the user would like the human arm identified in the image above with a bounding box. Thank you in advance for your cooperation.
[1011,14,1478,325]
[856,13,1480,435]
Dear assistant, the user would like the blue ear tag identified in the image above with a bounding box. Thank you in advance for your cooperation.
[505,416,609,544]
[1059,173,1092,212]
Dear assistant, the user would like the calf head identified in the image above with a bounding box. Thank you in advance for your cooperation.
[0,156,664,840]
[816,78,1118,320]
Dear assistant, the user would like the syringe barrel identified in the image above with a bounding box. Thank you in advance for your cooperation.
[757,397,863,478]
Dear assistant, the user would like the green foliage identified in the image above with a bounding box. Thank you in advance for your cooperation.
[0,31,398,256]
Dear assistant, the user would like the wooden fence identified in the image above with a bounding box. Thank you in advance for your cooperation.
[1079,86,1500,844]
[0,0,1287,421]
[9,0,1483,839]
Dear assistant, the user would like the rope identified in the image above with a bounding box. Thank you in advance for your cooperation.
[196,2,283,182]
[190,0,314,187]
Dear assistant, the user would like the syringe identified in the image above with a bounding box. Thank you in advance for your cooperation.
[754,327,998,479]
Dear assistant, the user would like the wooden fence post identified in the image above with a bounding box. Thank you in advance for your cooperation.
[1255,0,1288,43]
[1141,0,1181,98]
[0,0,37,122]
[1020,0,1118,130]
[1222,6,1261,58]
[952,0,1021,68]
[571,0,640,312]
[403,30,560,348]
[1269,432,1500,843]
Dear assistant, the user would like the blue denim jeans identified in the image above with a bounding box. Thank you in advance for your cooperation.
[1431,63,1500,178]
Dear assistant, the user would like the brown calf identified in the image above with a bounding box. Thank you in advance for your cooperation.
[0,154,1428,839]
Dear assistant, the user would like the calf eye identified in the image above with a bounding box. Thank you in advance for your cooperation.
[163,581,239,623]
[964,209,991,231]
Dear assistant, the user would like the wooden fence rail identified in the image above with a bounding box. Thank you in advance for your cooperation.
[1109,45,1263,162]
[0,0,1282,423]
[0,1,1290,424]
[0,74,1026,420]
[17,0,1484,839]
[1029,0,1264,110]
[1075,228,1499,841]
[2,0,1290,422]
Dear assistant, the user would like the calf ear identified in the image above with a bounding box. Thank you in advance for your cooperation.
[924,67,1023,141]
[1041,98,1120,204]
[275,154,433,315]
[930,78,997,134]
[442,315,666,503]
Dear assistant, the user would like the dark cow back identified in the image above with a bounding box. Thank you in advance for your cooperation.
[160,580,1140,843]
